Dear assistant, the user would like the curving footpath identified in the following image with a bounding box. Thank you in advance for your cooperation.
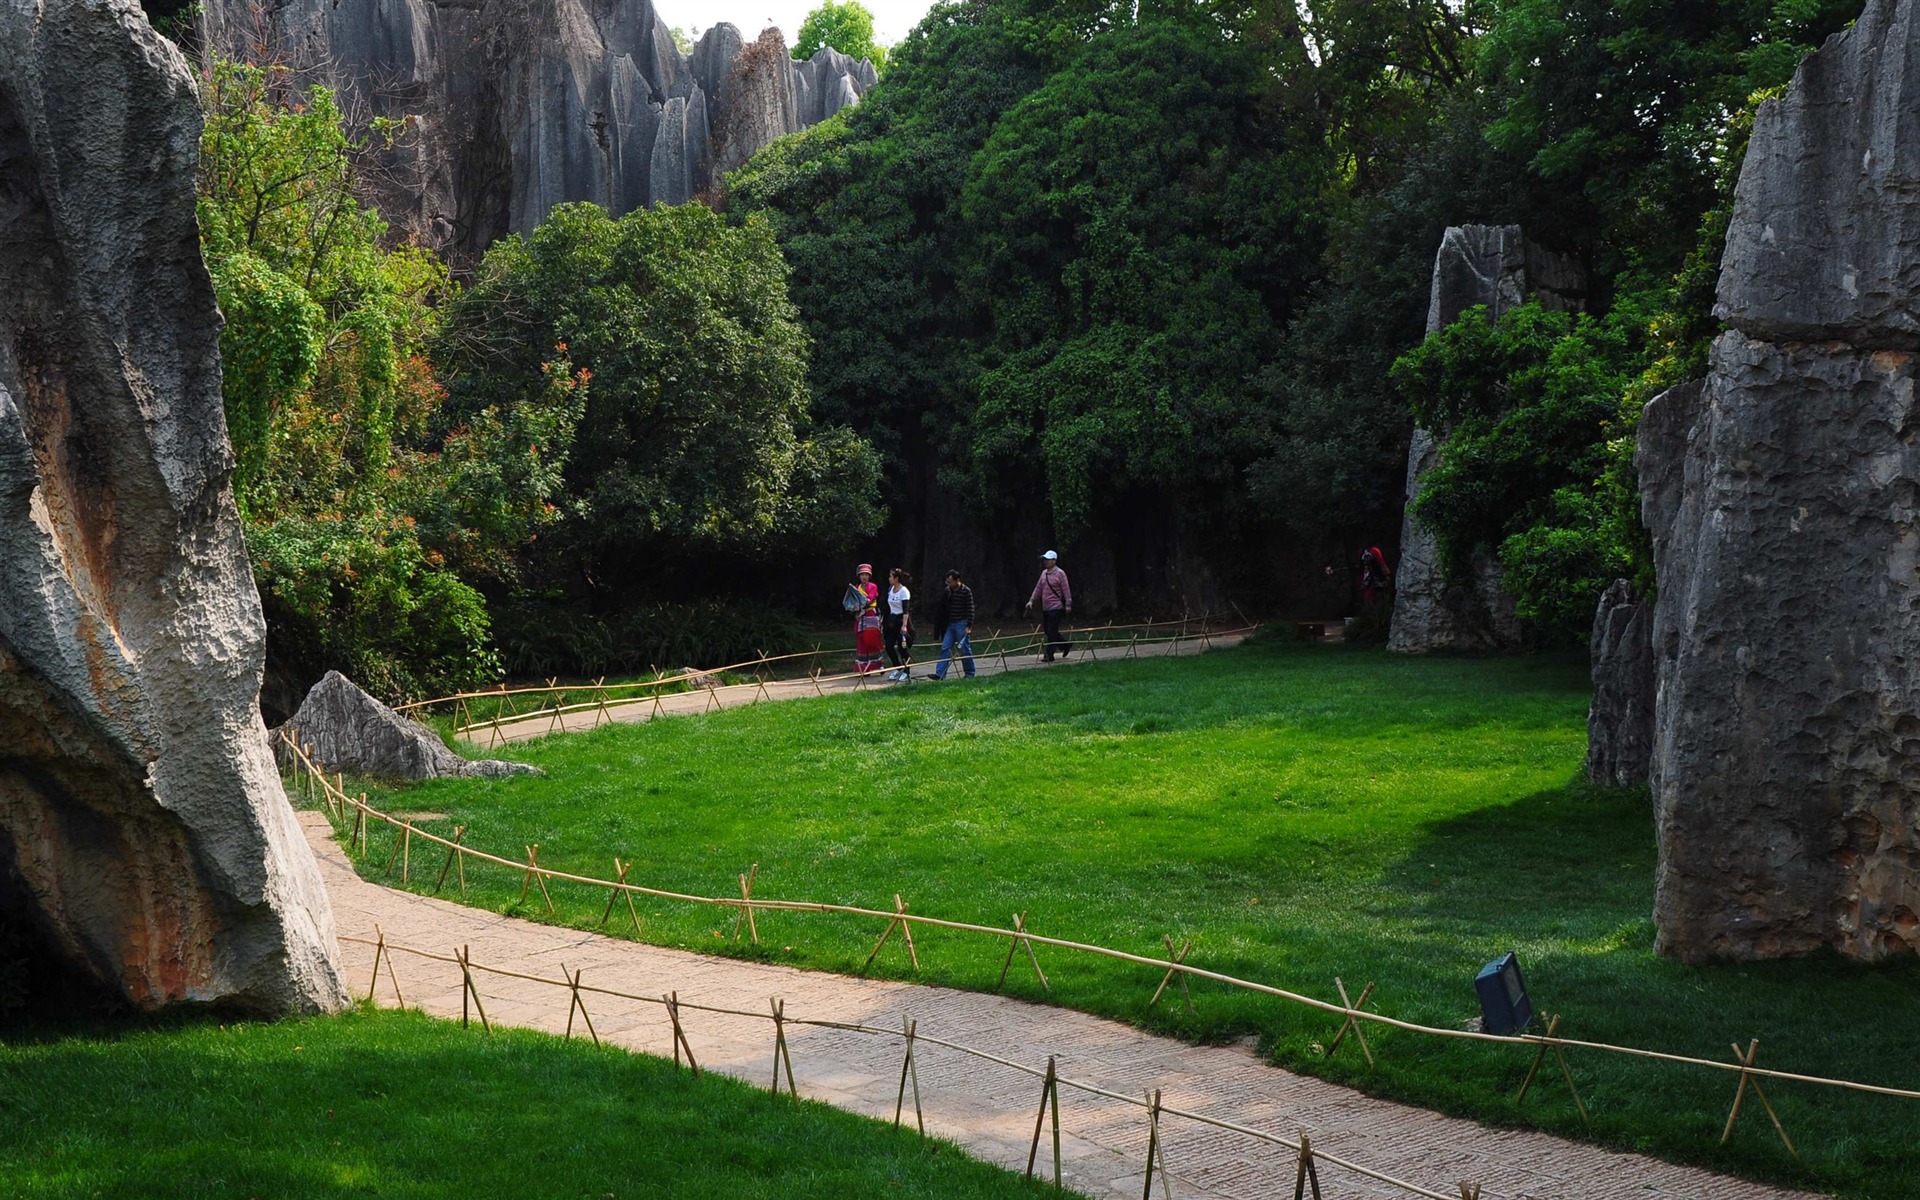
[468,628,1254,745]
[306,813,1823,1200]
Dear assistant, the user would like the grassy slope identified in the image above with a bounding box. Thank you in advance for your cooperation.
[0,1008,1063,1199]
[350,638,1920,1199]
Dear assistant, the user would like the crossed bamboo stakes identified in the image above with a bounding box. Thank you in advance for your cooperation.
[285,733,1891,1179]
[345,931,1483,1200]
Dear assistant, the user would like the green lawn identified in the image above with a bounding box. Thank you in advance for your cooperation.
[0,1007,1062,1199]
[345,637,1920,1198]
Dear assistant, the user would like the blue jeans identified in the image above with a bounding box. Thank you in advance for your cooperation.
[933,624,975,678]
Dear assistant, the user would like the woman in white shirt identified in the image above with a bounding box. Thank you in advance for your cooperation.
[884,568,914,682]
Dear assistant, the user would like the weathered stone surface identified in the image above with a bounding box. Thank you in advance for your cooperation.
[1644,336,1920,961]
[279,672,536,781]
[1718,0,1920,347]
[197,3,875,261]
[1389,225,1583,654]
[0,0,345,1013]
[1586,579,1653,789]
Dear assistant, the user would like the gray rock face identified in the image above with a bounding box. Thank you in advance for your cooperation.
[1643,336,1920,961]
[0,0,346,1013]
[1718,0,1920,347]
[1586,579,1654,789]
[197,2,875,263]
[1638,2,1920,963]
[279,672,537,781]
[1388,225,1584,654]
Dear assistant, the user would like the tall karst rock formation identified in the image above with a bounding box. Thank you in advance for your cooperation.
[199,0,876,263]
[1388,225,1584,654]
[0,0,346,1012]
[1640,0,1920,962]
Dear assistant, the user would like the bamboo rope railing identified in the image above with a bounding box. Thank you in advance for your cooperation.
[391,614,1255,744]
[280,734,1920,1125]
[342,932,1472,1200]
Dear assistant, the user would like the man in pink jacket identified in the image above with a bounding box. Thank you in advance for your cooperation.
[1025,550,1073,662]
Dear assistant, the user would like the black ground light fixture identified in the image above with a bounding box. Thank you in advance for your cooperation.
[1474,951,1533,1035]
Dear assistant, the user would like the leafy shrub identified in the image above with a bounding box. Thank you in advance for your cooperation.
[250,516,500,704]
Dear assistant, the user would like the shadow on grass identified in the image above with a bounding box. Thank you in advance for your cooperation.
[0,1007,1060,1199]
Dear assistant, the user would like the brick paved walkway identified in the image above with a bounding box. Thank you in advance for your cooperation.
[307,814,1823,1200]
[467,627,1253,746]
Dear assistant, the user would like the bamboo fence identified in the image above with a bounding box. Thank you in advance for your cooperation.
[390,614,1259,747]
[342,930,1478,1200]
[279,732,1920,1145]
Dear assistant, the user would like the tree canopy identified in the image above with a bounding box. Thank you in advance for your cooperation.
[794,1,888,71]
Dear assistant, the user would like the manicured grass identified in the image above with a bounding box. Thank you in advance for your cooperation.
[0,1007,1063,1199]
[348,637,1920,1199]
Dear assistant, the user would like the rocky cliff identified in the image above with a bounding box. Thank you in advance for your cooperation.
[198,0,876,264]
[0,0,346,1012]
[1640,0,1920,962]
[1388,225,1584,654]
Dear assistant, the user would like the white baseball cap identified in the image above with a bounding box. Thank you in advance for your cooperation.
[1041,550,1058,560]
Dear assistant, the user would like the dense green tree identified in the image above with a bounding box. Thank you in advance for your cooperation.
[794,0,888,71]
[436,202,882,595]
[961,19,1334,537]
[730,4,1047,492]
[198,59,583,703]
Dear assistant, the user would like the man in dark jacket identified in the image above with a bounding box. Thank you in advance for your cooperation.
[931,569,977,680]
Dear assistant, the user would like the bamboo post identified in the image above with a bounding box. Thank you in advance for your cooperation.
[1720,1039,1797,1157]
[546,678,564,735]
[864,894,920,972]
[665,991,700,1076]
[598,857,641,932]
[996,913,1048,991]
[519,845,556,913]
[1457,1185,1481,1200]
[1142,1088,1173,1200]
[593,677,612,729]
[559,964,600,1045]
[732,863,760,944]
[1148,936,1193,1014]
[399,820,414,885]
[1515,1013,1589,1124]
[458,944,490,1032]
[1024,1055,1062,1187]
[433,826,467,894]
[893,1016,925,1135]
[1292,1130,1323,1200]
[810,666,825,697]
[768,998,798,1097]
[1327,978,1376,1067]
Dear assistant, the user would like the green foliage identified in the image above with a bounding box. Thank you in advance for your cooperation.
[491,599,812,678]
[961,20,1333,536]
[1392,301,1637,638]
[794,0,888,72]
[248,515,500,701]
[437,201,881,590]
[197,58,583,701]
[361,644,1920,1199]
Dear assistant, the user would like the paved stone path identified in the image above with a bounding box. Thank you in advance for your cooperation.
[308,814,1823,1200]
[465,626,1254,746]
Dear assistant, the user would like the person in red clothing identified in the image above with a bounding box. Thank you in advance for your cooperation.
[1024,550,1073,663]
[851,564,883,673]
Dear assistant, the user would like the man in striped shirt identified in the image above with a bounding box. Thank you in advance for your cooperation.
[931,569,977,680]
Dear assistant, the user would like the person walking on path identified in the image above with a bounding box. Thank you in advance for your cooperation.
[884,568,915,682]
[1025,550,1073,663]
[931,569,977,680]
[851,564,884,674]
